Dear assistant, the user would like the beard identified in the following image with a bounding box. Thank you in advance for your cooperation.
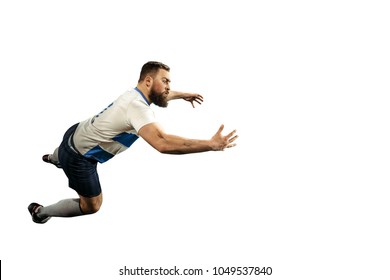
[149,88,169,108]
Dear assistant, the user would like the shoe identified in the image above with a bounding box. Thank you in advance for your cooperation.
[28,203,51,224]
[42,154,62,168]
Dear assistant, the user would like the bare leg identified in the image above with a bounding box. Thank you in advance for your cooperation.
[79,193,103,214]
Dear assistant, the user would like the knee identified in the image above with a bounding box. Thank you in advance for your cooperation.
[82,202,101,214]
[80,194,102,214]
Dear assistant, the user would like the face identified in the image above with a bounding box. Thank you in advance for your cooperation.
[149,69,171,108]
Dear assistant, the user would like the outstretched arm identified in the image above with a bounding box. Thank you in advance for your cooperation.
[138,122,238,154]
[167,91,204,108]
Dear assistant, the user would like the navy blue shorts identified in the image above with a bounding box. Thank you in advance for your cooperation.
[58,124,102,197]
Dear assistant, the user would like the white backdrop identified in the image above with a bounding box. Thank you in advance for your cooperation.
[1,1,389,279]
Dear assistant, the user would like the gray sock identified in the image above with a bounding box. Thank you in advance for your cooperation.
[37,198,84,218]
[49,147,60,164]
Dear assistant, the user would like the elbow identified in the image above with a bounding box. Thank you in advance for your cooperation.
[154,142,181,154]
[156,145,169,154]
[150,133,181,154]
[154,142,172,154]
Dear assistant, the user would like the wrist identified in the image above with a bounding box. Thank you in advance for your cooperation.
[208,139,220,151]
[168,91,180,100]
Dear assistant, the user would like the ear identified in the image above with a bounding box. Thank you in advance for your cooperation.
[145,76,153,88]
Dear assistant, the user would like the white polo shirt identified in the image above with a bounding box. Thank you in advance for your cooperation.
[73,87,155,163]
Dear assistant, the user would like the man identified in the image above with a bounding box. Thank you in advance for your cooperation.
[28,61,238,224]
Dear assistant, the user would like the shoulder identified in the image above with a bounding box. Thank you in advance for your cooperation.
[111,89,150,113]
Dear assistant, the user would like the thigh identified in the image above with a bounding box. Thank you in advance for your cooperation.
[59,141,102,197]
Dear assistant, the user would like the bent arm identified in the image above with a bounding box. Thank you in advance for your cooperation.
[167,91,204,107]
[166,91,185,101]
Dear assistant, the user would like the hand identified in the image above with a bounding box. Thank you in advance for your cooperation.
[182,93,204,108]
[211,124,238,151]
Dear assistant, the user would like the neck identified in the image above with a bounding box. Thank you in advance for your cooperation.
[136,83,151,103]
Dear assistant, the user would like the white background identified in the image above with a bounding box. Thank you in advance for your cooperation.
[0,0,389,279]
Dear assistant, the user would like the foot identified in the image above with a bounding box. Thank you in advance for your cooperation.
[42,154,62,168]
[28,203,51,224]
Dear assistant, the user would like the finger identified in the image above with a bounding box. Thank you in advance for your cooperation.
[194,99,203,105]
[228,135,239,143]
[217,124,225,134]
[225,129,237,140]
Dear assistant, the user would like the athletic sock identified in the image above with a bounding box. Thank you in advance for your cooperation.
[49,148,60,164]
[37,198,84,218]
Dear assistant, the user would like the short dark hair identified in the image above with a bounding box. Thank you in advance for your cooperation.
[138,61,170,82]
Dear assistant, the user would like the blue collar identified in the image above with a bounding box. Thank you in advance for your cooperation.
[134,87,150,105]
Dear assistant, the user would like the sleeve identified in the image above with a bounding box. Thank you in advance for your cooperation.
[126,99,156,132]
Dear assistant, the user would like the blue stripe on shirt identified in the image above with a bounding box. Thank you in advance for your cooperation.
[84,146,114,163]
[84,133,139,163]
[112,132,139,147]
